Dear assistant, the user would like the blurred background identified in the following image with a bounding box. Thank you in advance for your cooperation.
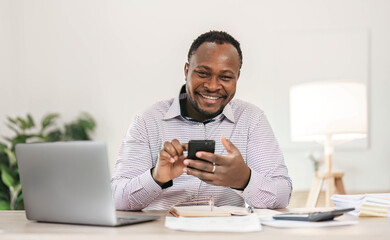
[1,0,389,193]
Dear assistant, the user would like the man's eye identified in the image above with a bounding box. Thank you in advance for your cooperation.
[221,76,233,81]
[195,71,209,78]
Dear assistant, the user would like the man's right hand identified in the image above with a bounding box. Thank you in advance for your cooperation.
[152,139,187,186]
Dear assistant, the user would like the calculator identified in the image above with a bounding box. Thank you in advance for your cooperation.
[272,208,355,222]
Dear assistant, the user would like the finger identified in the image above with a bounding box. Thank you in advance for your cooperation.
[183,159,214,173]
[184,167,215,182]
[163,141,179,160]
[159,150,175,163]
[195,151,224,165]
[171,139,185,157]
[221,135,237,154]
[182,143,188,151]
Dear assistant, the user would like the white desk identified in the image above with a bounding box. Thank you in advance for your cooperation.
[1,210,389,240]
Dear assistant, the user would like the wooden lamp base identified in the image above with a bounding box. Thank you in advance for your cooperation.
[306,171,346,208]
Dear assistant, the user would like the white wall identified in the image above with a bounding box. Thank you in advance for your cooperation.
[1,0,389,192]
[0,0,14,113]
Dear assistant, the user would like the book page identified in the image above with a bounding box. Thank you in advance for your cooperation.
[165,214,262,232]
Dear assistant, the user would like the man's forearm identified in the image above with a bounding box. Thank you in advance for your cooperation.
[236,170,292,209]
[111,170,163,210]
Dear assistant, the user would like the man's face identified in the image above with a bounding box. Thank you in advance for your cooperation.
[184,42,241,121]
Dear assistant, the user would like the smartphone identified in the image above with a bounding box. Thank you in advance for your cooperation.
[187,140,215,160]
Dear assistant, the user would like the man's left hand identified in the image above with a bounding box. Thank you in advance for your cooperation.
[183,135,251,189]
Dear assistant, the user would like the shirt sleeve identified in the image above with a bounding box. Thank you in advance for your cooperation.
[234,111,292,209]
[110,114,163,210]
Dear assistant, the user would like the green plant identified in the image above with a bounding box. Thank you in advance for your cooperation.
[307,151,323,172]
[0,112,96,210]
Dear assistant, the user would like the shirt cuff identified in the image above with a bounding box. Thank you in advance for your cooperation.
[135,169,164,200]
[149,168,173,189]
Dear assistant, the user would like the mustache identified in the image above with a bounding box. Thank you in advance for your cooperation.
[197,90,227,99]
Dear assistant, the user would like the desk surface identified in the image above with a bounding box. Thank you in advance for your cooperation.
[1,210,389,240]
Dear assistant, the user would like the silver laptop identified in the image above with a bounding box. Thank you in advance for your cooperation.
[15,141,159,226]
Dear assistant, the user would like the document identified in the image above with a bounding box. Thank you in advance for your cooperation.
[165,214,262,232]
[253,208,282,221]
[170,205,255,217]
[170,205,233,217]
[261,219,358,228]
[332,193,390,217]
[169,205,282,218]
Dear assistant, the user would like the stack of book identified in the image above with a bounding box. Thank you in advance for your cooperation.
[331,193,390,217]
[360,195,390,217]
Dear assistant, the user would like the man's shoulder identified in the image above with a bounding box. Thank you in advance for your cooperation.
[230,99,264,118]
[137,98,175,119]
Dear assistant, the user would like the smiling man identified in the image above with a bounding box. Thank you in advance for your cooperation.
[111,31,292,210]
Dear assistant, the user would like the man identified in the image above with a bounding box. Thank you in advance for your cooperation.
[111,31,292,210]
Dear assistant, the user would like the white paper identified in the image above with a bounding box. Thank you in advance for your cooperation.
[332,193,390,217]
[219,206,282,220]
[261,220,358,228]
[165,214,261,232]
[218,205,250,215]
[253,209,282,221]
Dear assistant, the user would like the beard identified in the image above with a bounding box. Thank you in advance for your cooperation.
[187,94,225,120]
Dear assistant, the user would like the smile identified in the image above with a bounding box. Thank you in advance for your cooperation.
[200,94,220,100]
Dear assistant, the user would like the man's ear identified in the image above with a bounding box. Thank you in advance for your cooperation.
[237,70,241,81]
[184,63,189,81]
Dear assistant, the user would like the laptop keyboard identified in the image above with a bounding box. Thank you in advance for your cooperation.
[116,215,160,226]
[117,217,139,225]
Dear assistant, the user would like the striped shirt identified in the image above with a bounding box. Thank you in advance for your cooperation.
[111,86,292,210]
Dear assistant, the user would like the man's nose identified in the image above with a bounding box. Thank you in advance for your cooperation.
[204,77,220,92]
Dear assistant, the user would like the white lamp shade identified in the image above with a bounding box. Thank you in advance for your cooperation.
[289,81,367,143]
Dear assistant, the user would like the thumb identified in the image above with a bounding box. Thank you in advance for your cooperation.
[221,135,236,154]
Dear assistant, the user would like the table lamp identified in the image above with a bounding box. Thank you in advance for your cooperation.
[289,81,367,207]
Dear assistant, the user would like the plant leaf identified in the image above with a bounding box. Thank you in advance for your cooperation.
[4,148,16,166]
[78,112,96,130]
[0,164,15,187]
[27,114,35,128]
[41,113,60,131]
[13,183,22,194]
[6,123,21,135]
[6,116,17,125]
[15,192,24,210]
[16,117,29,130]
[0,200,10,210]
[65,123,88,140]
[0,190,9,201]
[0,145,9,167]
[0,142,8,153]
[10,135,30,152]
[46,129,63,142]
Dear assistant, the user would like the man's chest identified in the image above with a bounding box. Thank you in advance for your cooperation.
[149,118,249,164]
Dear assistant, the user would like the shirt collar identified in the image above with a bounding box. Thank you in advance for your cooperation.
[221,102,235,123]
[163,86,185,120]
[163,84,235,123]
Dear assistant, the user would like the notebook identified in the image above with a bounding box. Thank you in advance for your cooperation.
[15,141,159,226]
[170,205,250,217]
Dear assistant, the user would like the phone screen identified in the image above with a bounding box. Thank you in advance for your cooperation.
[187,140,215,160]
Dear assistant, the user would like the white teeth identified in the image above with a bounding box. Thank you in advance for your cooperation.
[201,94,219,100]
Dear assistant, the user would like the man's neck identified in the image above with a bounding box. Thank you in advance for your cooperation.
[178,85,219,123]
[185,99,208,122]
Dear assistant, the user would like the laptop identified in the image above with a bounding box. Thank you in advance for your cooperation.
[15,141,159,226]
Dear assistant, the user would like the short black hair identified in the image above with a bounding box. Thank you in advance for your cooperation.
[187,30,243,68]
